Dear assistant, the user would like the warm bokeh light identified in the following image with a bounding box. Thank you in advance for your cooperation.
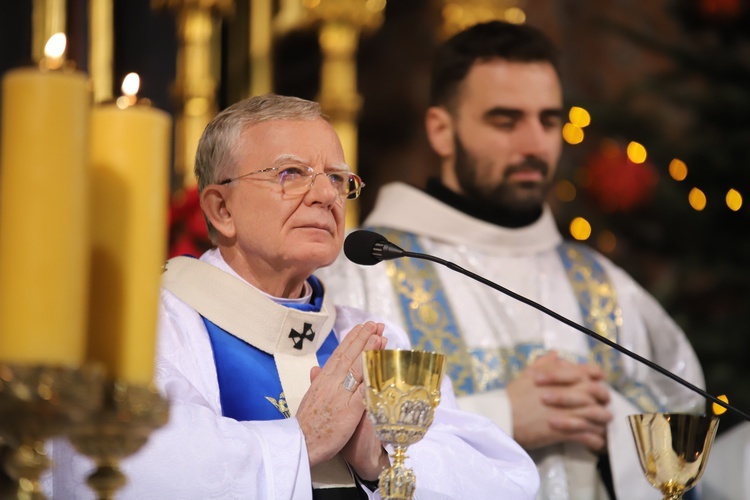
[555,179,577,202]
[365,0,386,12]
[563,123,584,145]
[713,394,729,416]
[626,141,647,164]
[669,158,688,181]
[504,7,526,24]
[597,230,617,254]
[568,106,591,128]
[689,187,707,211]
[44,33,67,60]
[569,217,592,241]
[726,188,742,211]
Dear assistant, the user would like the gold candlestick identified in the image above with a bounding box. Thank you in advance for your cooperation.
[151,0,233,188]
[68,381,169,500]
[304,0,386,227]
[363,350,445,500]
[0,363,104,500]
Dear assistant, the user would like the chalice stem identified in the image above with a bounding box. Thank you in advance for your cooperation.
[379,446,416,500]
[392,446,407,468]
[662,491,683,500]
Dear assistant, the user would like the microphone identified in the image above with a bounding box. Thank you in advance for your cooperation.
[344,229,404,265]
[344,229,750,422]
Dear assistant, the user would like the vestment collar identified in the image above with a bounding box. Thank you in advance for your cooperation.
[365,182,562,256]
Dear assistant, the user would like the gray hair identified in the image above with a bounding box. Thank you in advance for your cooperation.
[194,94,327,241]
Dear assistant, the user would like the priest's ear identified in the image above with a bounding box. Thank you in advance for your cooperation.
[200,184,236,241]
[425,106,455,158]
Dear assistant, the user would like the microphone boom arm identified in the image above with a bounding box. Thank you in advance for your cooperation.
[401,249,750,422]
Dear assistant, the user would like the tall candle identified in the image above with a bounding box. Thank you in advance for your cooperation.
[87,98,171,385]
[0,66,90,366]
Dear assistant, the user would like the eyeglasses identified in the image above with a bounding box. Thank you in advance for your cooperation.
[218,164,365,200]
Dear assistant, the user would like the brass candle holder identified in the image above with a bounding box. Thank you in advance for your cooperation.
[363,350,445,500]
[68,380,169,500]
[629,413,719,500]
[0,362,104,500]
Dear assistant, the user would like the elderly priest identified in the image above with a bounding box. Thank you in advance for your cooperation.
[46,94,539,499]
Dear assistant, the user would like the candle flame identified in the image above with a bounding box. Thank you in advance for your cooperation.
[42,33,67,70]
[44,33,67,60]
[121,73,141,97]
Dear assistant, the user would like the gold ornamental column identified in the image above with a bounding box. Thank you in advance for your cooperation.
[304,0,386,227]
[152,0,234,188]
[32,0,66,62]
[249,0,273,96]
[89,0,114,103]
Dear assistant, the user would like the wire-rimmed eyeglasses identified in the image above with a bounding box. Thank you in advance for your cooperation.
[218,164,365,200]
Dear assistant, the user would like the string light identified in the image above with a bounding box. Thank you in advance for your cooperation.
[555,179,577,202]
[626,141,647,164]
[669,159,688,181]
[689,187,707,211]
[713,394,729,416]
[597,230,617,253]
[563,123,584,144]
[726,188,742,211]
[569,106,591,128]
[569,217,592,241]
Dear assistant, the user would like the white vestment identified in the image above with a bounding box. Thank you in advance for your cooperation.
[703,421,750,499]
[45,247,539,500]
[318,182,705,500]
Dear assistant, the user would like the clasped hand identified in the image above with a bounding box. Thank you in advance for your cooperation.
[508,351,613,453]
[296,321,390,481]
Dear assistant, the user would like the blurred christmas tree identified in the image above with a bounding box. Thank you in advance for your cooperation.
[558,0,750,431]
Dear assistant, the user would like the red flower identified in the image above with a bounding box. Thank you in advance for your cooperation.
[581,140,659,212]
[168,186,211,258]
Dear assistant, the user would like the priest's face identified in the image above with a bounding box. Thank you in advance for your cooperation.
[443,59,563,211]
[217,118,347,287]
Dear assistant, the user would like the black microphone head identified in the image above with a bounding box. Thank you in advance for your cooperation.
[344,230,387,266]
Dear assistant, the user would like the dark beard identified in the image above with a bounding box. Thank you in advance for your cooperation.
[454,133,551,212]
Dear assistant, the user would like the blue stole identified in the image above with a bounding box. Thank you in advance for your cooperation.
[202,275,340,421]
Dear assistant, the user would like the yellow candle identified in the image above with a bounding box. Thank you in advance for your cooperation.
[87,102,171,385]
[0,67,90,366]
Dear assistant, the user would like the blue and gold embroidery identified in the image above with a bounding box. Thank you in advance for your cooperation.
[371,227,477,395]
[375,226,664,412]
[265,392,291,418]
[558,242,663,412]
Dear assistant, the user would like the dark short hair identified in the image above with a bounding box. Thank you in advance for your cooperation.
[430,21,561,109]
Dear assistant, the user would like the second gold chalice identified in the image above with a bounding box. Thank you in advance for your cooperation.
[363,349,445,500]
[628,413,719,500]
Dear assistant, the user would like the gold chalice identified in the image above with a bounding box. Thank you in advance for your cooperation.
[628,413,719,500]
[363,349,445,500]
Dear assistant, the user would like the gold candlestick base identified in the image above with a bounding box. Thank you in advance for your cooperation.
[68,381,169,500]
[0,363,104,500]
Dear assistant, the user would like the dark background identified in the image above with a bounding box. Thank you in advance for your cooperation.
[1,0,749,434]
